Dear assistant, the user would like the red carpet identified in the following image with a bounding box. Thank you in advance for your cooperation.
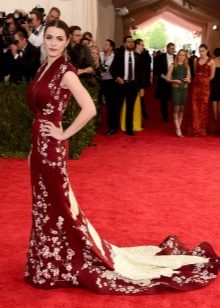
[0,92,220,307]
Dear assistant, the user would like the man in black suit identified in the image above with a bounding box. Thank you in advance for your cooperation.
[134,38,151,120]
[110,36,145,135]
[154,42,175,122]
[7,28,40,83]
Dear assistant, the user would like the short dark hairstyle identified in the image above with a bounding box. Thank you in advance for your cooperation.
[123,35,132,43]
[69,25,81,34]
[167,42,175,49]
[106,39,115,49]
[134,38,143,46]
[45,20,70,39]
[15,28,28,39]
[48,7,61,16]
[6,13,15,20]
[213,47,220,57]
[30,10,44,23]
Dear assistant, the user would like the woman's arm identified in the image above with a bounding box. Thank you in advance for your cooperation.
[77,66,94,75]
[42,71,96,141]
[183,67,191,83]
[193,58,197,76]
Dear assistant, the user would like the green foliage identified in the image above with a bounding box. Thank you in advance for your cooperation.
[133,20,168,51]
[132,28,151,48]
[0,82,32,157]
[0,78,99,159]
[148,20,168,50]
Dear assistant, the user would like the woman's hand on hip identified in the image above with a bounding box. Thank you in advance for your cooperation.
[41,121,66,141]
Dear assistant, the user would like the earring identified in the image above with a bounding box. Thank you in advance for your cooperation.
[63,48,68,62]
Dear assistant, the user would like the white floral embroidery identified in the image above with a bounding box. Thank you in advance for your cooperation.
[42,102,55,115]
[25,175,79,287]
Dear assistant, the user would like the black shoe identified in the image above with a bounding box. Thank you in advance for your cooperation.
[105,129,117,136]
[125,130,134,136]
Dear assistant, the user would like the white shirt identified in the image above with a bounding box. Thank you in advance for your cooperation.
[100,51,114,80]
[124,49,135,81]
[167,53,174,68]
[28,25,47,63]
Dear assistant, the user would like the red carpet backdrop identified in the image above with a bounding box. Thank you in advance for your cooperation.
[0,96,220,307]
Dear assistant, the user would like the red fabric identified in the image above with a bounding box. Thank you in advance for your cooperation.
[0,74,220,307]
[191,58,211,136]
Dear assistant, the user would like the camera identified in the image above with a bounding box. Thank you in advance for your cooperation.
[101,63,108,73]
[13,10,28,26]
[0,11,6,27]
[3,35,18,47]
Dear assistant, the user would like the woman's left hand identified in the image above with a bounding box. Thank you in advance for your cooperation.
[183,77,191,83]
[41,121,65,141]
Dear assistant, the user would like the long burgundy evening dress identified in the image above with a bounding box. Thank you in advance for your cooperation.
[25,56,219,294]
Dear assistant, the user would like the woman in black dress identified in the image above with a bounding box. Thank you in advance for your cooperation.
[210,48,220,120]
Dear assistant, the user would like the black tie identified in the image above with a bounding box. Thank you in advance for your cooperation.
[128,52,133,81]
[32,29,39,35]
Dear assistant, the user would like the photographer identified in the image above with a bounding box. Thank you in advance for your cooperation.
[7,28,40,83]
[99,39,116,135]
[21,7,46,63]
[0,13,18,81]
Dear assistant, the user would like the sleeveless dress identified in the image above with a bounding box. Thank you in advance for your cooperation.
[191,58,211,136]
[171,64,188,106]
[25,56,219,294]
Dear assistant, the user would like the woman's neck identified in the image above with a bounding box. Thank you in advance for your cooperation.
[47,55,62,66]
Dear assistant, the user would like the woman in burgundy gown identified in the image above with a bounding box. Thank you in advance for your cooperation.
[25,20,219,294]
[191,44,215,136]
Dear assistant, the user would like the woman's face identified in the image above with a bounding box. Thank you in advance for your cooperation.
[199,47,208,58]
[178,51,186,62]
[91,48,99,61]
[44,26,69,58]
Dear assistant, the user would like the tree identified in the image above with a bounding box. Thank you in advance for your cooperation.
[148,20,168,50]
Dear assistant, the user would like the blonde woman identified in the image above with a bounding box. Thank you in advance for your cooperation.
[166,49,191,137]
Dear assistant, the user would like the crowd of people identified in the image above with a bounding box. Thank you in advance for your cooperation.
[0,6,220,138]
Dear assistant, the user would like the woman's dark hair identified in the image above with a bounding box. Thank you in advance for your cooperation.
[80,37,90,44]
[199,43,210,57]
[45,20,70,39]
[213,47,220,57]
[199,43,208,50]
[83,31,93,39]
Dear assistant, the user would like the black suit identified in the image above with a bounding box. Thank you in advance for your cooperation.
[154,53,175,121]
[8,42,40,83]
[110,49,145,133]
